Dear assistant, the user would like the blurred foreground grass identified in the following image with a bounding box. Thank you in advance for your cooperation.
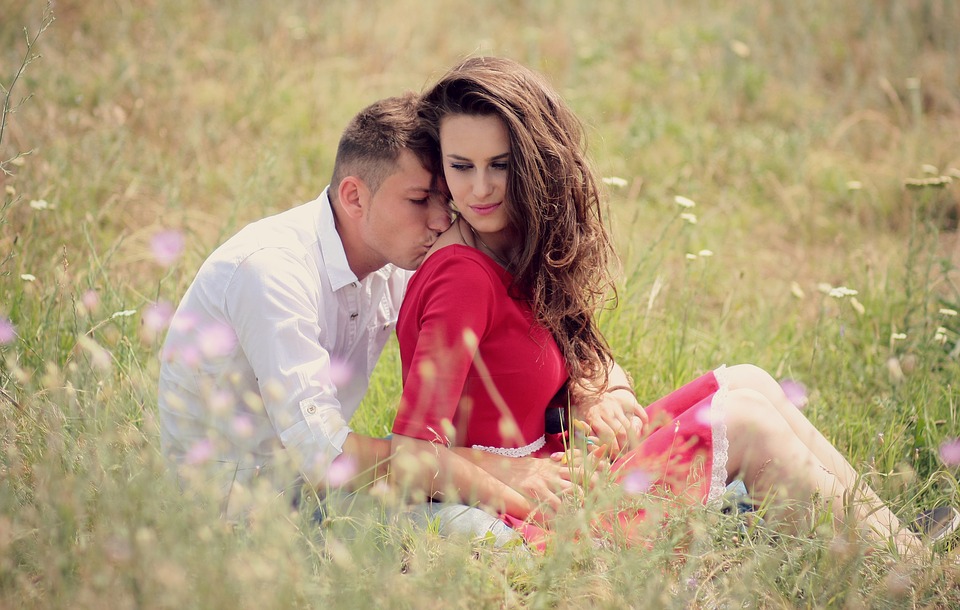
[2,0,960,607]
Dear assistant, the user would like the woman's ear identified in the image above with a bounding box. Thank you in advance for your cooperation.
[337,176,368,220]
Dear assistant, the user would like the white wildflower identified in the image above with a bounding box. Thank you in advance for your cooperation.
[934,327,949,344]
[111,309,138,319]
[816,282,834,294]
[891,332,907,341]
[846,181,863,191]
[697,249,714,257]
[29,199,50,210]
[20,274,36,282]
[828,286,858,298]
[939,308,958,317]
[790,281,805,299]
[921,164,939,175]
[685,253,698,260]
[674,195,696,208]
[602,176,628,188]
[680,212,697,224]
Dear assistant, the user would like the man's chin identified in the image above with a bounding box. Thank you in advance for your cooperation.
[396,257,422,271]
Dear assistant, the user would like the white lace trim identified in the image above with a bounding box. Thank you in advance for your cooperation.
[706,364,730,507]
[472,435,546,458]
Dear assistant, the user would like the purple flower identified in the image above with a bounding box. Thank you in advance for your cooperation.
[779,378,809,409]
[150,229,185,267]
[621,469,652,495]
[198,321,238,358]
[185,439,214,465]
[694,405,715,426]
[0,317,15,344]
[329,357,353,386]
[326,455,357,488]
[142,300,175,332]
[81,289,100,312]
[939,438,960,467]
[232,414,255,438]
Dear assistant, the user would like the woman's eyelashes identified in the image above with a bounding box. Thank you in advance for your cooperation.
[447,161,509,172]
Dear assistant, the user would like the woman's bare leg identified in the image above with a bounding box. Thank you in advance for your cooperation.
[721,385,922,557]
[724,365,906,526]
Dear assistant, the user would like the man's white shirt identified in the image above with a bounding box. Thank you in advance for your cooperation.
[158,188,409,514]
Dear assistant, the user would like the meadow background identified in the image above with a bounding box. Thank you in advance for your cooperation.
[2,0,960,607]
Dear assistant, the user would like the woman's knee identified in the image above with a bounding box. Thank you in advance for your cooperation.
[723,388,789,439]
[725,364,782,398]
[723,389,805,481]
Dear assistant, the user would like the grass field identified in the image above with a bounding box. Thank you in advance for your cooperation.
[2,0,960,607]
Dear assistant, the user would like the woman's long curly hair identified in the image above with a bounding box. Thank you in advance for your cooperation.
[418,56,618,392]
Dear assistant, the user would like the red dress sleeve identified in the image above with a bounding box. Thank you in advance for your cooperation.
[392,249,499,445]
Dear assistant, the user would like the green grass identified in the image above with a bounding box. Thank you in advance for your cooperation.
[2,0,960,607]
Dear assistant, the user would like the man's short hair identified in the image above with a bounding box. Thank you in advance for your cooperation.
[330,92,437,197]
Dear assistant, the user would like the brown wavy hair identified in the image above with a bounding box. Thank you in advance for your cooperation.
[418,56,618,392]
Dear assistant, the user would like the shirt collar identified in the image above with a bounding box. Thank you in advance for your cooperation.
[317,187,361,291]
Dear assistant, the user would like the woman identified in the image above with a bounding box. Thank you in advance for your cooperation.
[389,56,924,556]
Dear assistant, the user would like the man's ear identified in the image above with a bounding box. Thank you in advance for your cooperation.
[337,176,368,220]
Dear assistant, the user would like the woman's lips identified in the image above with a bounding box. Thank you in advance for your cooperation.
[470,203,501,216]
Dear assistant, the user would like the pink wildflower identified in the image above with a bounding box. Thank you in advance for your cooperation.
[326,455,357,488]
[621,469,652,495]
[150,229,185,267]
[939,438,960,467]
[142,300,175,332]
[81,289,100,312]
[329,357,353,386]
[185,439,214,465]
[198,321,238,358]
[0,317,14,344]
[779,378,809,409]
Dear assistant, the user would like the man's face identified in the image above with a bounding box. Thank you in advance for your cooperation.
[359,149,452,271]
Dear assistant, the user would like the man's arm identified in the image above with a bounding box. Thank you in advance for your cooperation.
[449,446,603,514]
[390,434,548,520]
[336,433,392,487]
[224,247,370,490]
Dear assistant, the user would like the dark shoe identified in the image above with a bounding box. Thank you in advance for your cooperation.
[911,506,960,541]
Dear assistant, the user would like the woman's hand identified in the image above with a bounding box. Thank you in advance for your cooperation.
[574,388,648,457]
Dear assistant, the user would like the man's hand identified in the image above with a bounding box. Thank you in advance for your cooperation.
[453,448,605,520]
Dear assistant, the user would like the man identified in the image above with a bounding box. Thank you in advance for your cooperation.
[158,94,454,518]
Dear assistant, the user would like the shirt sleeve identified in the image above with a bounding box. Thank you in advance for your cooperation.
[223,247,350,487]
[392,254,496,445]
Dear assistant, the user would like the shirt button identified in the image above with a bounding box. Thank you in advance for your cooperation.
[305,405,317,414]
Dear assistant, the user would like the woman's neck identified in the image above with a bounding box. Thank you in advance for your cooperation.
[457,219,517,270]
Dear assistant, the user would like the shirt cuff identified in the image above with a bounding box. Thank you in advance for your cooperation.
[280,399,352,488]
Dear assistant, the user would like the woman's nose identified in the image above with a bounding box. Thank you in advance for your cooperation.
[473,171,494,198]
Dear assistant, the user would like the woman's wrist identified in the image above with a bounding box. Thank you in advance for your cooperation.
[606,384,636,398]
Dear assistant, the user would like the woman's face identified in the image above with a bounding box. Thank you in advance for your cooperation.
[438,113,512,237]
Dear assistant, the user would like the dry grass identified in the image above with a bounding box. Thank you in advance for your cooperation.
[2,0,960,607]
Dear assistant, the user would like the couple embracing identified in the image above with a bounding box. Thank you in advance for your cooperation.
[158,57,926,557]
